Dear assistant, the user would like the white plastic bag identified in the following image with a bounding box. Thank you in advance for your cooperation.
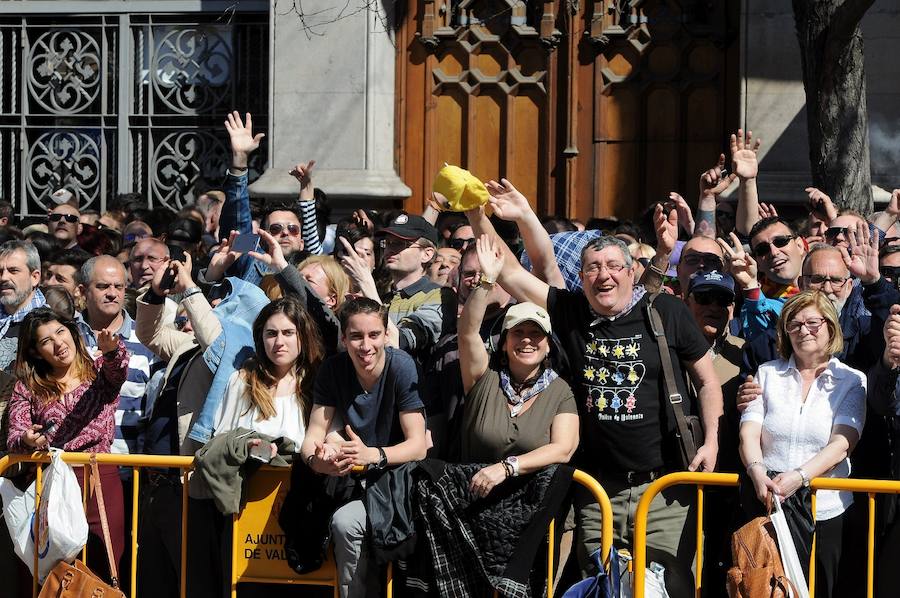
[770,497,810,598]
[0,449,89,582]
[617,550,671,598]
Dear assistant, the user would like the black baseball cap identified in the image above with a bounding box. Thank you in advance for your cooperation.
[377,212,439,246]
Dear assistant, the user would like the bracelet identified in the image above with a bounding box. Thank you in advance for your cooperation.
[501,461,512,478]
[181,287,203,301]
[745,460,765,473]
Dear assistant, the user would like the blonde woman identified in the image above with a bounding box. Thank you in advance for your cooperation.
[740,290,865,597]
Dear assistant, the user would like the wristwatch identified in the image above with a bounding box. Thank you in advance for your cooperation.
[474,273,496,290]
[794,467,810,488]
[370,447,388,471]
[503,456,520,477]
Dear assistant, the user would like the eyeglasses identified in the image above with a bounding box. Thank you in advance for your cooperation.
[582,262,627,276]
[715,210,735,220]
[448,238,475,251]
[801,274,850,288]
[681,252,724,270]
[824,227,848,240]
[690,291,733,307]
[751,235,795,257]
[267,222,301,236]
[379,238,421,252]
[49,213,78,224]
[786,317,826,335]
[881,266,900,290]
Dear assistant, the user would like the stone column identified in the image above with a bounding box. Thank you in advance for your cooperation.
[249,1,411,209]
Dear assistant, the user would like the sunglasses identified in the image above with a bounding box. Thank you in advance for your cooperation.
[637,257,651,268]
[880,266,900,285]
[751,235,795,258]
[448,238,475,251]
[824,226,848,240]
[379,238,421,251]
[690,291,733,307]
[715,210,734,220]
[267,222,301,236]
[49,213,78,224]
[681,252,724,269]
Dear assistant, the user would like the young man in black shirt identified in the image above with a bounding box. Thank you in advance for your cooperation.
[468,207,722,592]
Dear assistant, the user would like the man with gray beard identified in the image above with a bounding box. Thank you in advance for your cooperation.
[738,235,897,377]
[0,240,46,372]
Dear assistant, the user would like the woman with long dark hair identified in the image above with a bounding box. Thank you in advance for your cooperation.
[213,295,325,447]
[6,306,128,581]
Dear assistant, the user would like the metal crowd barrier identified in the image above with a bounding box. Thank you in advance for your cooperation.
[0,453,614,598]
[631,471,900,598]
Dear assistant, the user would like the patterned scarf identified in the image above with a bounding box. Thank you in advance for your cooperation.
[761,277,800,300]
[589,285,648,326]
[499,367,558,417]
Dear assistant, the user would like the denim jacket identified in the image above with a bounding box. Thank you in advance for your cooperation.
[219,170,272,287]
[187,276,271,443]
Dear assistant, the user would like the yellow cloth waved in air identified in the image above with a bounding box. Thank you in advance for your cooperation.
[432,164,490,212]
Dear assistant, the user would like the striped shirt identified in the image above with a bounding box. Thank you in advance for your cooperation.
[76,310,160,455]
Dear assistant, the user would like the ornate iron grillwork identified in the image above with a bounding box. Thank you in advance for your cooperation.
[0,10,268,218]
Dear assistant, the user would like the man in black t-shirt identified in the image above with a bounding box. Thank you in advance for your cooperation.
[469,214,722,592]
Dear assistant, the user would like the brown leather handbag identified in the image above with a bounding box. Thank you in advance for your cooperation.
[726,494,798,598]
[38,457,124,598]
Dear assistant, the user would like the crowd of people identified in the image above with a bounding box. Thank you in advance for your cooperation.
[3,111,900,598]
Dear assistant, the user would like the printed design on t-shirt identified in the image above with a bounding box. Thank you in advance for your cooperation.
[582,333,645,422]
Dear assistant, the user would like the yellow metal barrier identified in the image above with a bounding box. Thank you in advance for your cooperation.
[0,455,615,598]
[631,471,900,598]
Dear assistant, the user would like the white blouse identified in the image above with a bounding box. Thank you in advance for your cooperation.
[213,370,306,450]
[740,356,866,521]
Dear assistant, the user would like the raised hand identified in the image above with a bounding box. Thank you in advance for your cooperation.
[730,128,761,181]
[206,230,243,282]
[248,229,289,272]
[841,223,880,284]
[889,189,900,220]
[805,187,837,224]
[699,153,737,196]
[654,203,678,255]
[224,111,264,168]
[485,178,532,222]
[337,236,380,301]
[757,203,778,220]
[717,232,759,290]
[883,305,900,368]
[168,252,195,295]
[475,234,504,283]
[97,328,119,354]
[669,192,695,236]
[288,160,316,200]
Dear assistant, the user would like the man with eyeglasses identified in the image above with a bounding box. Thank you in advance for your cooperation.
[447,223,476,253]
[824,210,869,249]
[129,238,171,289]
[48,203,82,250]
[467,210,722,589]
[879,244,900,290]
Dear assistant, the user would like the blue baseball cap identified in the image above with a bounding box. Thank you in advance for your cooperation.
[686,270,735,298]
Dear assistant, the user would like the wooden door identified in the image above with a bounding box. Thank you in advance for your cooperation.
[396,1,739,222]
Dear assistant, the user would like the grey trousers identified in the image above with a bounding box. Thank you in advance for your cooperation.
[330,499,376,598]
